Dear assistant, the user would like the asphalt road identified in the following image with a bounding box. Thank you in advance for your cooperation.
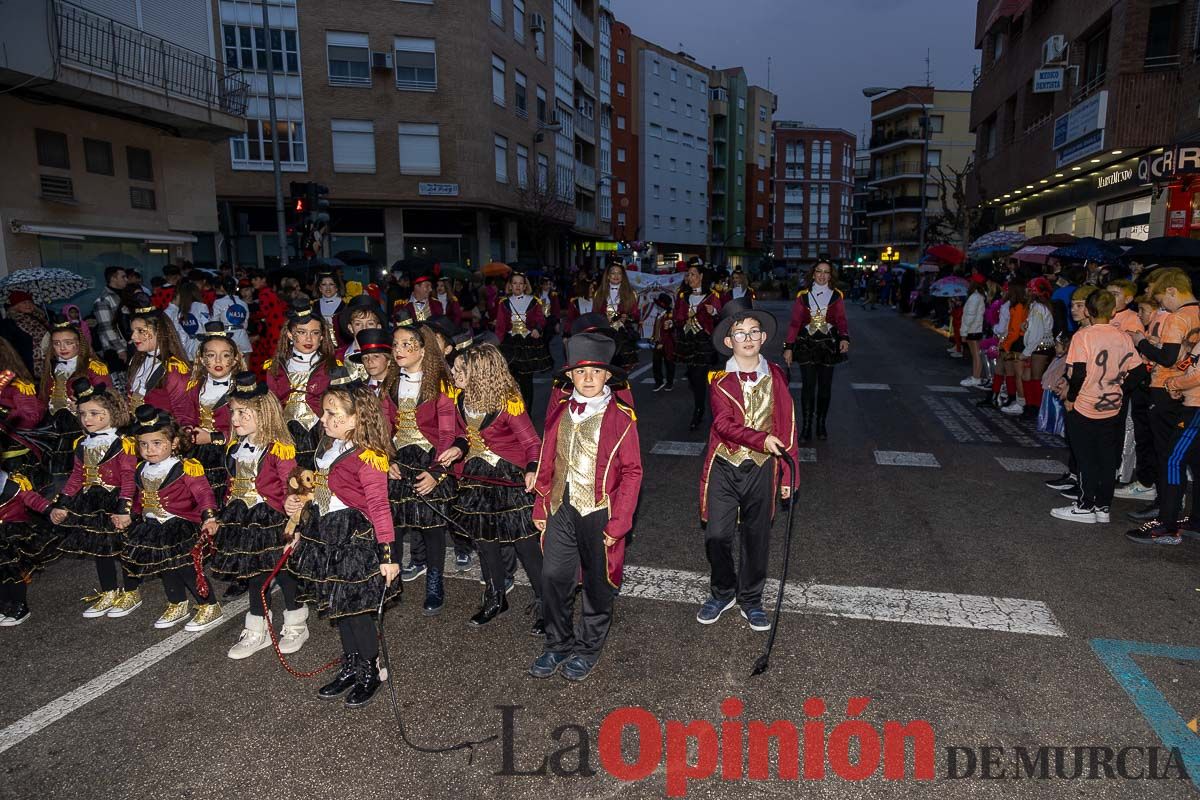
[3,299,1200,799]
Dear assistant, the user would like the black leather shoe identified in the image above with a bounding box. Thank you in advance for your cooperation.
[422,568,445,616]
[816,415,828,441]
[1127,505,1161,522]
[529,650,570,678]
[688,408,703,431]
[344,655,382,708]
[561,654,597,682]
[529,617,546,637]
[800,415,813,442]
[468,591,509,627]
[317,653,358,699]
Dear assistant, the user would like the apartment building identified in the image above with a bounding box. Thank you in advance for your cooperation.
[707,66,747,265]
[0,0,246,294]
[609,19,638,244]
[772,123,856,269]
[969,0,1200,241]
[745,85,777,253]
[212,0,611,272]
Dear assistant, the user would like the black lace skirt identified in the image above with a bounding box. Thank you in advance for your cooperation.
[501,334,554,375]
[790,330,846,367]
[122,516,199,578]
[389,445,457,530]
[289,506,400,619]
[674,330,717,367]
[57,486,123,558]
[189,442,229,503]
[287,420,320,470]
[613,321,641,369]
[49,409,81,480]
[210,500,288,580]
[0,520,61,584]
[452,458,537,543]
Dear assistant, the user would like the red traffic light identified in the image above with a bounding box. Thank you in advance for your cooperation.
[295,199,305,212]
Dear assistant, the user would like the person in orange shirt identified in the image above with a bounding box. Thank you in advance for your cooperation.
[998,281,1028,413]
[1108,280,1142,336]
[1053,291,1146,524]
[1126,268,1200,534]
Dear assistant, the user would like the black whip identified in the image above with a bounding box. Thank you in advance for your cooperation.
[391,461,492,541]
[751,451,799,677]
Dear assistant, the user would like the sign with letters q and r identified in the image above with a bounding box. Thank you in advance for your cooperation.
[1033,68,1064,93]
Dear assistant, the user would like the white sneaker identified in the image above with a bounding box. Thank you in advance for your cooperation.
[948,350,964,358]
[227,613,271,660]
[1112,482,1157,502]
[1093,507,1111,523]
[1000,401,1025,416]
[277,606,310,655]
[1051,504,1097,523]
[960,376,981,387]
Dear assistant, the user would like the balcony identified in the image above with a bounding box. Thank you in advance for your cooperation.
[41,0,247,140]
[868,161,927,185]
[575,113,595,141]
[1144,53,1181,70]
[575,209,597,230]
[865,195,924,215]
[869,128,926,152]
[575,160,596,188]
[574,62,596,94]
[573,4,595,43]
[711,210,726,221]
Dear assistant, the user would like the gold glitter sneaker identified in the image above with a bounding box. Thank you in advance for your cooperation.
[106,589,143,618]
[82,590,119,619]
[183,603,223,632]
[154,601,190,629]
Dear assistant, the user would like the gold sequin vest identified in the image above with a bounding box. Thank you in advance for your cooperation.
[716,375,775,468]
[550,412,607,517]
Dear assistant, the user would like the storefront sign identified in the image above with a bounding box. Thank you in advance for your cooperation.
[1002,204,1023,218]
[1052,91,1107,151]
[1033,68,1064,93]
[1056,129,1105,168]
[999,154,1148,225]
[418,182,460,197]
[1096,166,1134,190]
[1138,145,1200,183]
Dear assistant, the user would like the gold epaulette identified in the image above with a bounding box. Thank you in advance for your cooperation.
[183,458,204,477]
[708,370,727,384]
[359,448,388,472]
[13,379,34,396]
[168,357,189,374]
[89,360,109,377]
[505,394,525,416]
[440,381,460,400]
[122,436,137,456]
[186,378,201,392]
[74,435,85,449]
[13,474,32,492]
[270,441,296,461]
[263,359,274,370]
[795,289,809,299]
[225,437,239,453]
[615,399,637,422]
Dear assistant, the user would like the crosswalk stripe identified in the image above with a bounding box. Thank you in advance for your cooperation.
[650,440,706,456]
[995,457,1069,474]
[874,450,941,468]
[851,383,892,390]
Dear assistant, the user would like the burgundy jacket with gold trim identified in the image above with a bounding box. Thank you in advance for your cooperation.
[223,440,296,516]
[131,459,218,523]
[134,356,197,426]
[671,290,722,334]
[785,288,850,344]
[533,394,642,587]
[494,297,547,340]
[265,357,333,420]
[452,395,541,473]
[40,358,112,408]
[184,378,232,443]
[0,379,44,429]
[59,435,137,512]
[0,473,50,522]
[390,384,459,457]
[322,446,395,544]
[700,363,799,523]
[392,297,445,326]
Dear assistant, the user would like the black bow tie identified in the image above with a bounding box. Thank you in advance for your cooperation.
[56,359,74,367]
[86,431,111,440]
[211,379,229,386]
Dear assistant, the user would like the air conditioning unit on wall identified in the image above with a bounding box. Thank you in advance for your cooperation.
[1042,35,1067,65]
[371,51,393,71]
[530,13,546,33]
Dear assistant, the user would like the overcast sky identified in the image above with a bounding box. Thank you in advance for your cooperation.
[612,0,982,144]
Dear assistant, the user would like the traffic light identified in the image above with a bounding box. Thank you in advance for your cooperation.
[301,183,330,258]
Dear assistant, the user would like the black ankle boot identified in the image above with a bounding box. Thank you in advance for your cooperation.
[318,653,358,699]
[816,415,828,440]
[344,654,382,708]
[423,568,445,616]
[468,590,509,627]
[689,407,703,431]
[801,414,813,442]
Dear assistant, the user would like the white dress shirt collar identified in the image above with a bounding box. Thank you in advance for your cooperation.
[569,386,612,423]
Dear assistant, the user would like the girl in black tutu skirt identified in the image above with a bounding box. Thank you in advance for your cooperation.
[264,300,337,469]
[438,343,543,632]
[183,322,244,500]
[385,324,459,616]
[495,271,553,412]
[0,469,55,626]
[212,371,308,661]
[116,406,221,632]
[669,265,724,430]
[594,263,642,370]
[783,260,850,442]
[40,317,112,484]
[286,371,399,709]
[49,380,140,619]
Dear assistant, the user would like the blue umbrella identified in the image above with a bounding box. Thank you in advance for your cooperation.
[1049,237,1123,264]
[968,230,1026,257]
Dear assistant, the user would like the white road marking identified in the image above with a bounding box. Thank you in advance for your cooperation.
[0,596,249,755]
[852,383,892,390]
[874,450,941,468]
[627,362,652,382]
[798,448,817,463]
[651,440,706,456]
[996,457,1069,474]
[927,385,969,394]
[941,397,1002,444]
[921,395,974,444]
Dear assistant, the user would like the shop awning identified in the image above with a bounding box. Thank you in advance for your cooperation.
[10,220,197,244]
[978,0,1031,45]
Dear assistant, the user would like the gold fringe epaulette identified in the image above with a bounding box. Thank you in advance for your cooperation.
[13,474,32,492]
[708,370,727,384]
[186,378,201,392]
[89,359,109,377]
[615,400,636,422]
[505,394,525,416]
[441,381,461,400]
[270,441,296,461]
[168,357,189,374]
[183,458,204,477]
[359,448,388,472]
[13,379,34,396]
[122,437,138,456]
[263,359,274,370]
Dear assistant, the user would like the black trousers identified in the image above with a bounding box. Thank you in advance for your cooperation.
[162,566,211,604]
[247,570,301,618]
[404,525,447,570]
[478,537,543,606]
[800,364,834,418]
[1066,411,1124,509]
[0,582,27,605]
[96,556,141,593]
[337,613,379,662]
[653,349,675,387]
[687,366,708,415]
[516,372,535,418]
[1129,385,1156,487]
[1159,407,1200,532]
[1150,387,1188,501]
[704,458,774,607]
[541,499,614,660]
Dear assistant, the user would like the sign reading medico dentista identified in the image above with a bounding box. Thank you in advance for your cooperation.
[1053,90,1108,167]
[1033,68,1064,93]
[418,182,460,197]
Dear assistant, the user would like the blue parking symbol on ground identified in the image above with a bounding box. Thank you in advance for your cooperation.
[1090,638,1200,789]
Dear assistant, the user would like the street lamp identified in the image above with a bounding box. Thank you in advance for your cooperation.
[863,86,930,266]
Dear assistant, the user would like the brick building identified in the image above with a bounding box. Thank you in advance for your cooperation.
[771,123,856,269]
[609,19,638,246]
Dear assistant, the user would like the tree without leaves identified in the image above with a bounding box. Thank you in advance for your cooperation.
[927,159,991,249]
[514,182,574,273]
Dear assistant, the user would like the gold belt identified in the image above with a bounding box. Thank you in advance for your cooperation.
[142,488,163,516]
[229,477,262,506]
[83,466,116,491]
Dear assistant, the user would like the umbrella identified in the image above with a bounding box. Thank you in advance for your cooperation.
[926,244,966,265]
[930,276,969,297]
[1121,237,1200,264]
[1050,237,1123,264]
[918,260,941,273]
[334,250,375,266]
[1024,233,1077,247]
[1012,245,1059,264]
[310,257,346,269]
[434,263,472,281]
[481,262,512,278]
[0,268,93,304]
[968,230,1026,255]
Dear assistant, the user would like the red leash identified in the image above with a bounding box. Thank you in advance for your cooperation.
[260,544,342,679]
[190,529,215,600]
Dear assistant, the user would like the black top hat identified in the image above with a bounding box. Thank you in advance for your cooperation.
[50,314,79,333]
[570,311,617,338]
[72,378,109,404]
[350,328,392,363]
[129,293,159,318]
[558,332,626,383]
[338,294,386,339]
[711,297,777,357]
[229,370,268,400]
[287,298,317,324]
[198,320,233,343]
[132,404,174,436]
[421,315,459,344]
[327,364,364,390]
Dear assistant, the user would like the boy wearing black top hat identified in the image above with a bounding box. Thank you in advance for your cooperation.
[529,333,642,682]
[349,327,395,396]
[696,299,798,632]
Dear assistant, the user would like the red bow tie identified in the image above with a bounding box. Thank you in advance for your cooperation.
[738,371,758,382]
[569,399,588,415]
